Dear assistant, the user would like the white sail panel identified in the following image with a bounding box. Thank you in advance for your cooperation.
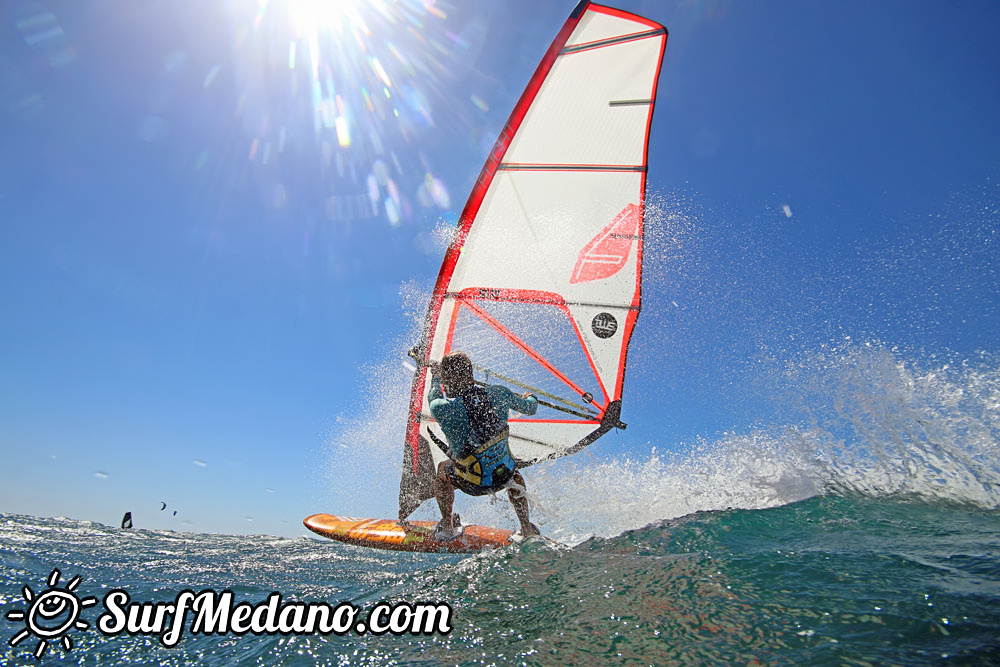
[505,37,665,166]
[508,422,600,463]
[450,170,643,298]
[567,300,637,399]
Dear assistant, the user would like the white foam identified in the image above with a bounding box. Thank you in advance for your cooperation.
[528,342,1000,545]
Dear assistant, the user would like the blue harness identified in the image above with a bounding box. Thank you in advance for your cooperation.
[452,386,516,487]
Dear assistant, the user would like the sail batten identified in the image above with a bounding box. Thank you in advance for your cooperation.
[561,27,667,54]
[399,2,667,520]
[498,163,647,171]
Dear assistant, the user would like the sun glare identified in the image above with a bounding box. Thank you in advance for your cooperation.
[205,0,463,225]
[289,0,367,39]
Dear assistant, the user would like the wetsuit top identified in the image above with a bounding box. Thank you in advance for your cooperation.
[428,376,538,487]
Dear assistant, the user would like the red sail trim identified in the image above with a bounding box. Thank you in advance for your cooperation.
[510,418,602,425]
[453,287,612,409]
[440,295,607,413]
[615,306,641,398]
[418,414,594,428]
[455,287,567,306]
[405,2,592,471]
[498,163,646,172]
[457,298,603,412]
[450,288,641,311]
[586,3,664,31]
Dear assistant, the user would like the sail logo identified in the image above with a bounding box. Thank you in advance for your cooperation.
[591,312,618,339]
[476,121,516,190]
[571,203,642,284]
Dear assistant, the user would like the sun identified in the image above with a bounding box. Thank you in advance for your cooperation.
[215,0,459,225]
[5,568,98,659]
[288,0,362,35]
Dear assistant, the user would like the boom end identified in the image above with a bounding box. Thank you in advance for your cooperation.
[601,400,627,430]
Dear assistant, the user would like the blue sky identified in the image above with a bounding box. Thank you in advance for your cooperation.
[1,0,998,537]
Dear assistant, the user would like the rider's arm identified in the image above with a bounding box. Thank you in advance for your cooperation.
[427,373,457,459]
[508,389,538,416]
[428,373,445,403]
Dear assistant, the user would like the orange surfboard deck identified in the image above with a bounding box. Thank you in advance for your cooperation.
[303,514,515,553]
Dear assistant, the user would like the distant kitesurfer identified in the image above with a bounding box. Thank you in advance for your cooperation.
[427,351,540,539]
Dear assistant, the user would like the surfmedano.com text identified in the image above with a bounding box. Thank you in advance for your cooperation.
[97,589,452,647]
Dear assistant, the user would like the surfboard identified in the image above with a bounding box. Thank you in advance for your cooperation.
[303,514,514,553]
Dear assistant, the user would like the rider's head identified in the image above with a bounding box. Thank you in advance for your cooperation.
[440,351,474,393]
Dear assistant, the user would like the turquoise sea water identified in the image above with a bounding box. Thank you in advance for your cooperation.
[3,496,998,666]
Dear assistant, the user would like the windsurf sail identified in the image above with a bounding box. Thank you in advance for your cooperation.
[399,1,667,520]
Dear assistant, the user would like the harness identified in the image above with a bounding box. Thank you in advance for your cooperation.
[450,386,515,487]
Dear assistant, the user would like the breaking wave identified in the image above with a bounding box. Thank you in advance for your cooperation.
[531,342,1000,545]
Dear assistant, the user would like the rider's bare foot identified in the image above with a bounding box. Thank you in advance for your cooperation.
[519,522,540,537]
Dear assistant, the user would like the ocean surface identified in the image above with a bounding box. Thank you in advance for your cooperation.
[3,496,999,666]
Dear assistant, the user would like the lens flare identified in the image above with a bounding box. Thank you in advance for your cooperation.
[203,0,480,226]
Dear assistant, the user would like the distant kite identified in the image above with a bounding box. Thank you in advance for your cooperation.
[160,502,167,511]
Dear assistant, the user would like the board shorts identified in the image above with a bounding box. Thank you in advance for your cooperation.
[444,461,515,497]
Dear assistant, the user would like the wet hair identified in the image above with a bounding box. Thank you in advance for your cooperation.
[441,351,474,390]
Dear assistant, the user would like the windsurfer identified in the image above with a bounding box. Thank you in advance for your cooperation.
[428,351,540,538]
